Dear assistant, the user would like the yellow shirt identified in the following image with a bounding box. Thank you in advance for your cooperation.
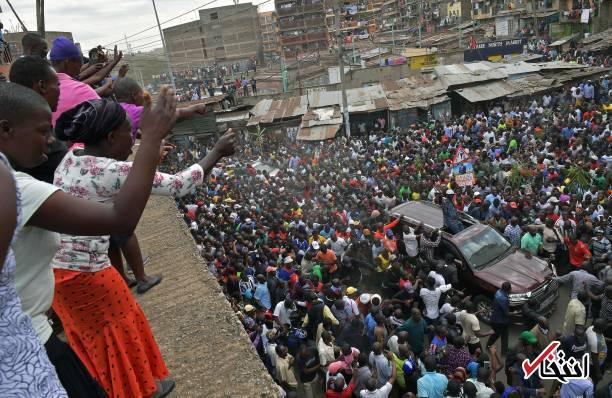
[377,254,391,272]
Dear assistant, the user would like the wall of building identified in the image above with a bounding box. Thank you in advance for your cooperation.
[4,31,74,58]
[164,4,262,70]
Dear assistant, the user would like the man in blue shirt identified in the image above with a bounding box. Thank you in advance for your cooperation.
[417,356,448,398]
[487,281,512,355]
[253,274,272,310]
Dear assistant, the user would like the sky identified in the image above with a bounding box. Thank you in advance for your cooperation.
[2,0,273,53]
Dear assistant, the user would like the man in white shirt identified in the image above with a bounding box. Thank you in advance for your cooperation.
[420,276,452,323]
[457,302,493,355]
[327,233,348,259]
[273,297,296,328]
[317,331,336,371]
[428,268,446,288]
[402,225,419,260]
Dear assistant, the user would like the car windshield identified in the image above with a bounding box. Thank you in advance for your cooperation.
[459,227,512,270]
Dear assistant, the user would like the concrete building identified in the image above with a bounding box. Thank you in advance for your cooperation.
[259,11,281,63]
[275,0,329,58]
[163,4,263,70]
[3,31,74,58]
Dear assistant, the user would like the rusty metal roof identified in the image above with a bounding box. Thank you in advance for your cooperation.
[298,106,342,141]
[383,75,448,110]
[297,124,341,140]
[454,81,516,102]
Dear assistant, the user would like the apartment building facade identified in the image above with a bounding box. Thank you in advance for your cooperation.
[275,0,329,58]
[259,11,281,62]
[163,3,263,70]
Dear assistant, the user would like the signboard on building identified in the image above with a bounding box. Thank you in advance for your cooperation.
[495,18,509,37]
[464,38,526,62]
[580,9,590,24]
[328,66,341,84]
[409,54,438,70]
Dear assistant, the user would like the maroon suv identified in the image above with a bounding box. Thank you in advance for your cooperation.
[390,201,558,323]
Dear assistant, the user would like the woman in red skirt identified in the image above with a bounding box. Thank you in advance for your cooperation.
[51,98,235,397]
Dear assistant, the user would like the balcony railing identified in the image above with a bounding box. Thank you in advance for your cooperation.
[303,3,325,12]
[282,35,308,45]
[279,19,302,29]
[304,17,326,27]
[308,31,328,41]
[278,6,299,16]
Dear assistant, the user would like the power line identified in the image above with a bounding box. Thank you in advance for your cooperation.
[103,0,220,46]
[105,0,272,48]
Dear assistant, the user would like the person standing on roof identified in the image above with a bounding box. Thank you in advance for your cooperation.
[442,189,464,234]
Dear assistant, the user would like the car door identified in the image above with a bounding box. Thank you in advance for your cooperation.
[438,240,480,293]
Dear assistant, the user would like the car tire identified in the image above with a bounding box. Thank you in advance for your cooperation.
[474,295,493,324]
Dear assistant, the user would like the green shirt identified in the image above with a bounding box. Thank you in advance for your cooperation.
[520,233,542,255]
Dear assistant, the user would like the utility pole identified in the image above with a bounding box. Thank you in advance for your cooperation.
[281,57,288,92]
[418,0,423,47]
[5,0,28,32]
[335,3,351,138]
[531,0,539,41]
[124,34,132,56]
[151,0,177,91]
[137,68,145,87]
[36,0,45,37]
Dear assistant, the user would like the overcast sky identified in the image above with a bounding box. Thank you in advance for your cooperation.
[2,0,273,52]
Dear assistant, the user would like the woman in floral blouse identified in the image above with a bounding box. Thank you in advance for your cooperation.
[51,98,234,398]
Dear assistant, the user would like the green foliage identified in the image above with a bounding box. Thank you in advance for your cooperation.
[507,162,525,190]
[566,165,591,193]
[252,125,266,150]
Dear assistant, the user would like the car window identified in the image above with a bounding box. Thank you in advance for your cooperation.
[459,227,511,270]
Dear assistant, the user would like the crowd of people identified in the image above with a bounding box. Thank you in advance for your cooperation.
[0,26,610,398]
[159,63,612,397]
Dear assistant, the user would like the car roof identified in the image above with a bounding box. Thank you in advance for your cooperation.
[390,201,483,241]
[390,201,444,230]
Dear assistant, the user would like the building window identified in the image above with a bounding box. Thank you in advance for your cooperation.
[211,12,219,20]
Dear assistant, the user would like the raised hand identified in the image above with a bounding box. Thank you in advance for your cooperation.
[212,129,236,158]
[118,64,130,78]
[140,86,177,143]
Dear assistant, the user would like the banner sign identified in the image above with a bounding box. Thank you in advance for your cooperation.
[464,38,526,62]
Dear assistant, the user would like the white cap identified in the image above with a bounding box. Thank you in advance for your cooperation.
[360,293,371,304]
[446,189,455,195]
[312,241,320,250]
[283,256,294,264]
[245,218,252,224]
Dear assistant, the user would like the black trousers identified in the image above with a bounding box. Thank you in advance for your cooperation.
[486,322,509,355]
[45,334,107,398]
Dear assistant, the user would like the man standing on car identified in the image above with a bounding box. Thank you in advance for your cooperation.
[442,189,464,234]
[487,282,512,355]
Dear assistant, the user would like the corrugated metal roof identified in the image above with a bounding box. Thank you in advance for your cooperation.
[383,75,448,110]
[454,81,516,102]
[434,62,508,88]
[549,34,580,47]
[215,110,250,123]
[301,106,342,127]
[247,95,308,125]
[297,124,341,141]
[346,85,388,113]
[507,75,562,98]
